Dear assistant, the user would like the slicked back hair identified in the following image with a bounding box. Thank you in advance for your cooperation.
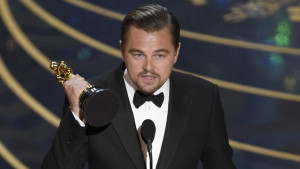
[121,4,180,49]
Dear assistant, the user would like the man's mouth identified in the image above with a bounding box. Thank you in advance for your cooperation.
[140,74,157,83]
[143,76,155,79]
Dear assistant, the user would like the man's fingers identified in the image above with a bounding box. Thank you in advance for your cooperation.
[63,74,90,90]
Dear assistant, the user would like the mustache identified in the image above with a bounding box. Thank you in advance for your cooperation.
[138,70,159,77]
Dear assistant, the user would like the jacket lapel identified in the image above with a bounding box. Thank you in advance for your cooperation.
[109,64,146,169]
[156,72,192,169]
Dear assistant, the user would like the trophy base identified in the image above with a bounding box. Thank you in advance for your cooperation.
[80,87,119,127]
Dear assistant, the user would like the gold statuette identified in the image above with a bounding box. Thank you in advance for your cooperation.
[50,61,119,127]
[50,61,74,84]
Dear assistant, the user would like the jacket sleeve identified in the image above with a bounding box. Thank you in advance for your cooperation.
[201,85,236,169]
[41,103,88,169]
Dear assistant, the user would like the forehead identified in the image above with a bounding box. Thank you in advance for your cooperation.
[124,26,173,45]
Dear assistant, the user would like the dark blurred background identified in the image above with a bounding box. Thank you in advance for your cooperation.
[1,0,300,168]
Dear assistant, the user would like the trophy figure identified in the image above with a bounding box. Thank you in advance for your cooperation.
[50,61,119,127]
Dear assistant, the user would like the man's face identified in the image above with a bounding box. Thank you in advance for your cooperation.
[121,26,180,95]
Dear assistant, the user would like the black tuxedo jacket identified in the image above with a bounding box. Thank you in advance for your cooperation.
[42,63,236,169]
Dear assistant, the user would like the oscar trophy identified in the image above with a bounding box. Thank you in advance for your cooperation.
[50,61,119,127]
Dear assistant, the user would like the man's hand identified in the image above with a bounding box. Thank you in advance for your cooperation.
[63,74,90,120]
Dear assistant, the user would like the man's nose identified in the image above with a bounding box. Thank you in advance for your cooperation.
[142,57,154,71]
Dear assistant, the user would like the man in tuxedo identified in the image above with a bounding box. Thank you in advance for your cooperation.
[42,4,236,169]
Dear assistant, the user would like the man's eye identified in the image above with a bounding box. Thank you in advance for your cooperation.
[155,55,164,59]
[134,54,143,57]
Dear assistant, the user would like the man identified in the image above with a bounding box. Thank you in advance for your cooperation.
[42,4,236,169]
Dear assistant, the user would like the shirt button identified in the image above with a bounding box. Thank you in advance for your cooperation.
[148,106,151,110]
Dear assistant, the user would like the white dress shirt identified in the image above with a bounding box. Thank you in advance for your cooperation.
[123,69,169,169]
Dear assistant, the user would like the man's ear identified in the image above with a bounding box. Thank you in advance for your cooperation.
[174,42,181,64]
[119,40,125,59]
[119,40,123,51]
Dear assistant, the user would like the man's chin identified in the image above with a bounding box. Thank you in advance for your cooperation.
[137,86,157,95]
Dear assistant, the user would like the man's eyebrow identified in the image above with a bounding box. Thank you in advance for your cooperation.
[128,49,144,53]
[154,49,170,54]
[128,49,170,54]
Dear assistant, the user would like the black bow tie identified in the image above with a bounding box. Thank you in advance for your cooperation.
[133,91,164,108]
